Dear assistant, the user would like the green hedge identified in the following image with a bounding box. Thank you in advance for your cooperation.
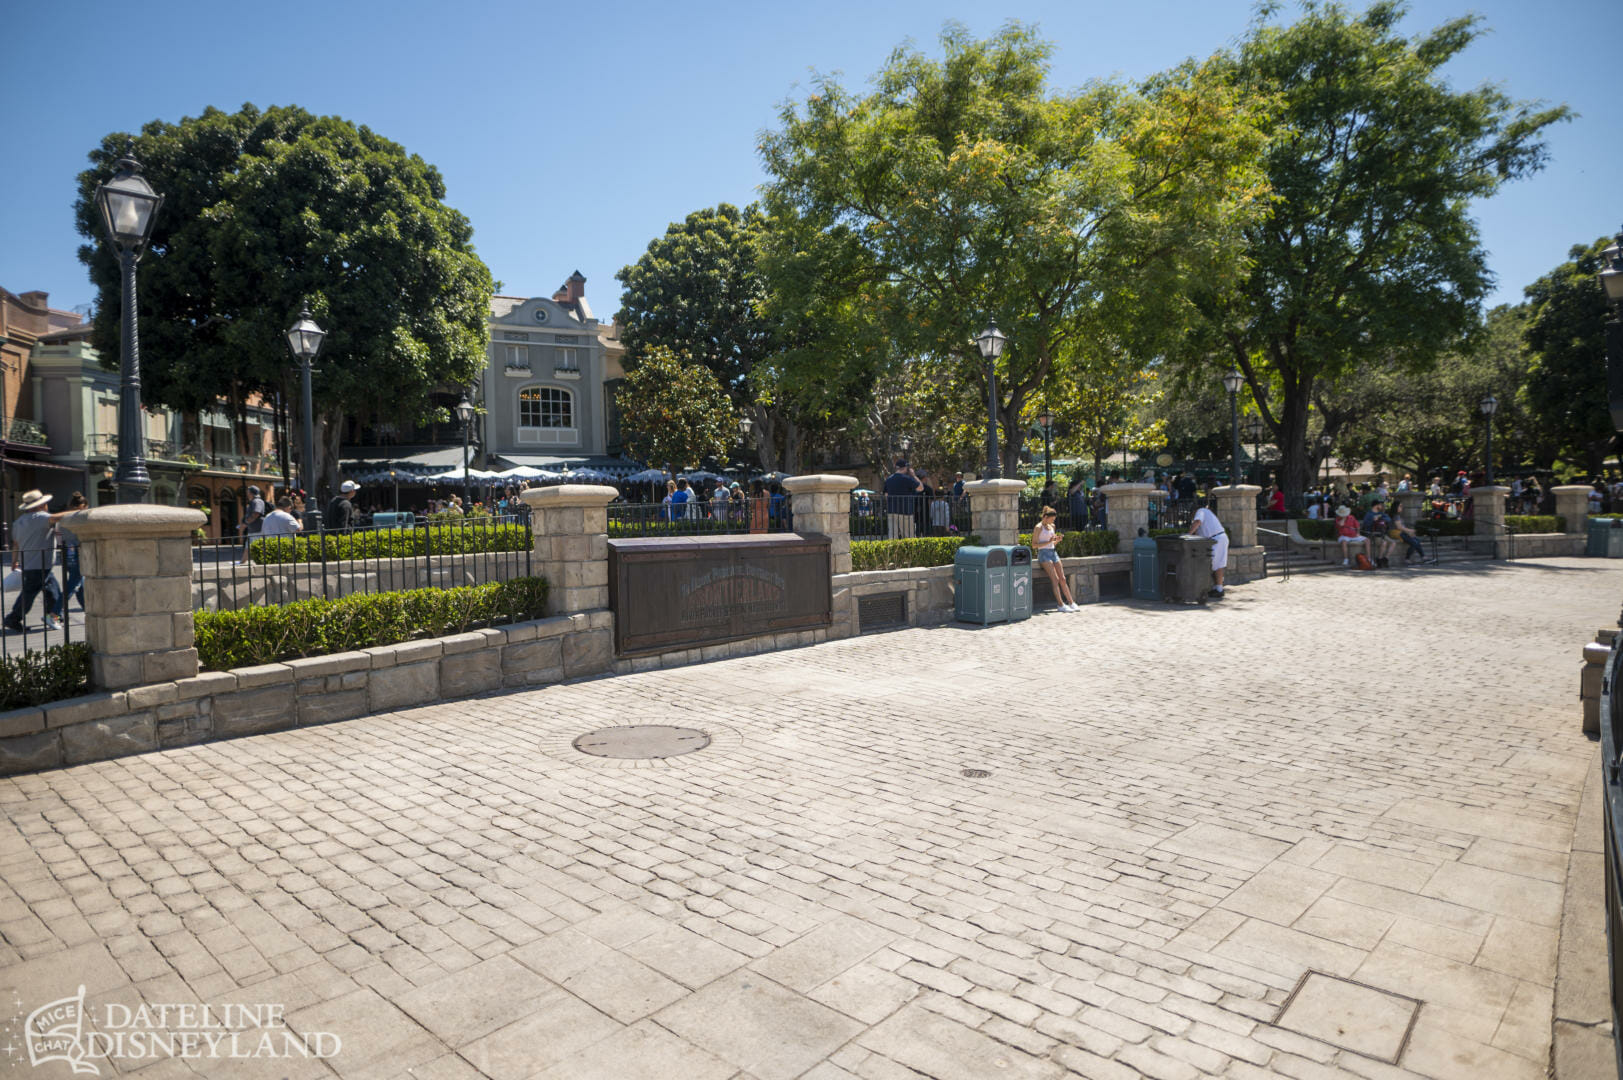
[1017,530,1120,557]
[249,523,531,565]
[851,537,970,571]
[194,577,549,670]
[1295,519,1338,541]
[1505,514,1564,533]
[0,643,90,710]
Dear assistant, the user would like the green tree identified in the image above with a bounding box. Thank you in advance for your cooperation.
[74,104,493,493]
[1523,235,1618,475]
[616,347,737,471]
[1180,1,1569,508]
[760,23,1270,477]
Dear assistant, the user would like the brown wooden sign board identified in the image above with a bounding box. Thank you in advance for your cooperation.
[609,533,832,657]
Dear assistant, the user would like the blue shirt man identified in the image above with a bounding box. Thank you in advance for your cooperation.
[883,460,923,539]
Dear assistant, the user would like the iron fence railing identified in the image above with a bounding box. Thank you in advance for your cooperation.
[1600,633,1623,1079]
[1,539,76,659]
[609,498,792,537]
[850,493,970,540]
[193,516,534,612]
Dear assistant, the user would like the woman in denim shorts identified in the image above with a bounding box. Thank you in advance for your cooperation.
[1032,506,1079,612]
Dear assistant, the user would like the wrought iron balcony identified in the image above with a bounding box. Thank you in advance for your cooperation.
[0,417,49,448]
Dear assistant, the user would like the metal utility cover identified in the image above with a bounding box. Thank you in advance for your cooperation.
[573,725,711,760]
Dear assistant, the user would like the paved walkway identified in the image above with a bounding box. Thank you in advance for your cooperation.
[0,557,1614,1079]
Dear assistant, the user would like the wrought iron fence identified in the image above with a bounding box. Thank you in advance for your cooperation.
[1601,635,1623,1079]
[193,515,534,612]
[850,493,970,539]
[1,537,76,659]
[609,497,792,538]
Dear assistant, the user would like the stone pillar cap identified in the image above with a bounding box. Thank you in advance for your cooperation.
[64,504,205,540]
[962,479,1028,494]
[1552,484,1597,493]
[1099,483,1156,494]
[1465,485,1509,496]
[1211,484,1263,495]
[782,474,859,495]
[518,484,620,509]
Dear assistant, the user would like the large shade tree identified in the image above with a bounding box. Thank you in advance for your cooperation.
[1180,1,1569,508]
[1522,234,1620,475]
[760,23,1271,477]
[615,347,737,472]
[74,104,494,495]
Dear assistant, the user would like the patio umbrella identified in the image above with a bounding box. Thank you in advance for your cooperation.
[495,465,560,480]
[624,468,669,484]
[751,471,794,484]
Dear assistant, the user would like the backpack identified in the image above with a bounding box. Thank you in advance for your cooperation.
[1355,553,1374,571]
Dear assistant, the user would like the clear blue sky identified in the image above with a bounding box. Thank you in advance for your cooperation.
[3,0,1617,319]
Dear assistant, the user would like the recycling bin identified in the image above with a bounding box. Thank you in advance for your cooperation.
[1588,517,1623,557]
[954,545,1010,625]
[371,511,415,529]
[1132,530,1161,600]
[1155,534,1215,604]
[1007,546,1033,622]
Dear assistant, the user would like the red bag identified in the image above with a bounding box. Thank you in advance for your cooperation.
[1355,553,1374,571]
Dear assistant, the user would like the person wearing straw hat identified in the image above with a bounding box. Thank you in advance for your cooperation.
[5,490,70,632]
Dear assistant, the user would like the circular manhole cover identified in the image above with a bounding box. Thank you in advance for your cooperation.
[573,725,711,760]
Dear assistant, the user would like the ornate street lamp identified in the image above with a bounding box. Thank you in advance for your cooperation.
[1221,369,1244,486]
[975,321,1006,479]
[1245,414,1264,485]
[1319,432,1334,494]
[1601,230,1623,432]
[457,396,476,508]
[1479,394,1498,486]
[286,307,326,531]
[389,468,399,513]
[1036,407,1054,487]
[95,154,164,503]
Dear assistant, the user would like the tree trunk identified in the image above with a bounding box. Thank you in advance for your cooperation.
[318,406,344,504]
[750,404,781,473]
[998,391,1025,480]
[781,416,802,475]
[1274,375,1314,512]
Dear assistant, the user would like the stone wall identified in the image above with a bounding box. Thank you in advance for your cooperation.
[0,613,613,776]
[1513,533,1587,558]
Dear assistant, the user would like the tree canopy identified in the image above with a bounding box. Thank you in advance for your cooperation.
[1522,234,1619,475]
[760,22,1271,476]
[615,347,737,471]
[1180,1,1569,506]
[73,103,494,491]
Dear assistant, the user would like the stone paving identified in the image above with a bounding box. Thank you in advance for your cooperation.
[0,556,1615,1079]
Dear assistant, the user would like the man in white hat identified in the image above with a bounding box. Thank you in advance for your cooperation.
[326,480,360,532]
[5,490,69,632]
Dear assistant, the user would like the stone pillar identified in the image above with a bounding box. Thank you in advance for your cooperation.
[782,474,858,573]
[1468,485,1510,559]
[1211,485,1262,547]
[1553,485,1591,533]
[964,479,1027,546]
[65,505,205,690]
[1398,491,1426,528]
[1100,483,1155,553]
[518,484,618,616]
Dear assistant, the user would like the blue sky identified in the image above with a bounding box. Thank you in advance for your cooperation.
[2,0,1617,319]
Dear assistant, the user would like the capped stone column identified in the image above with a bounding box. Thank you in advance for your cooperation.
[1468,484,1510,559]
[782,474,858,573]
[1211,485,1262,547]
[1553,485,1592,534]
[66,505,206,689]
[519,484,618,616]
[1100,483,1156,553]
[1398,490,1426,528]
[964,479,1027,546]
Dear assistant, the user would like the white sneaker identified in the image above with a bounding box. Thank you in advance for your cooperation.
[44,614,62,630]
[1341,559,1350,566]
[1063,603,1079,612]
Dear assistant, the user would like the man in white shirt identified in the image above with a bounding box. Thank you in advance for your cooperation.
[1190,501,1229,597]
[261,496,303,538]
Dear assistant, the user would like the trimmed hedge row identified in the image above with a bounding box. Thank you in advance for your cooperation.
[1505,514,1564,533]
[250,523,531,565]
[851,537,972,571]
[1017,530,1120,557]
[194,577,549,670]
[0,642,90,710]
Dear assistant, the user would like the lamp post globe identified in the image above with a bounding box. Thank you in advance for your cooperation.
[1221,369,1243,486]
[286,306,326,531]
[1319,432,1334,493]
[95,154,164,503]
[975,321,1006,479]
[457,396,476,509]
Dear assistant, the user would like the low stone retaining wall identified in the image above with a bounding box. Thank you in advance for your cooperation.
[192,551,533,610]
[0,612,612,775]
[1513,532,1587,558]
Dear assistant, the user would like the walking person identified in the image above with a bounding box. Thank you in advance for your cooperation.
[262,496,303,539]
[5,491,69,632]
[1190,498,1230,598]
[325,480,360,532]
[237,485,266,564]
[58,493,88,611]
[884,459,923,539]
[1032,507,1078,612]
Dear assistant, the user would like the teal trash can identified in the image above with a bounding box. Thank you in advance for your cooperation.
[1008,546,1033,621]
[1588,517,1623,557]
[1132,530,1161,600]
[371,511,415,528]
[954,545,1011,625]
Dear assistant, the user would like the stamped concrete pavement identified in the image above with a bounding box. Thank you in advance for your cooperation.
[0,557,1615,1079]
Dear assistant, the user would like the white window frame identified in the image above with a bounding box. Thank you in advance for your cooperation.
[515,385,578,446]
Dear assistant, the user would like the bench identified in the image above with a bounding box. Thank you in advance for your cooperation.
[1286,518,1367,562]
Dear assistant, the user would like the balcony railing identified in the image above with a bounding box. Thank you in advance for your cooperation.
[0,417,49,448]
[82,433,281,475]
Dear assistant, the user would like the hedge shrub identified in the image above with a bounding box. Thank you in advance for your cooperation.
[250,523,531,565]
[1505,514,1564,533]
[1017,530,1120,557]
[194,577,549,670]
[851,537,969,571]
[1295,519,1338,541]
[0,642,90,710]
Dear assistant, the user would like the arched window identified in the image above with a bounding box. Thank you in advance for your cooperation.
[518,386,573,428]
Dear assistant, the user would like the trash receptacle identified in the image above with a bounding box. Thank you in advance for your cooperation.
[1588,517,1623,557]
[1132,529,1161,600]
[954,545,1011,625]
[1008,546,1033,621]
[371,511,414,529]
[1155,534,1214,604]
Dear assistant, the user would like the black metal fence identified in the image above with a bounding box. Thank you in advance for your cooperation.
[1,541,77,659]
[608,497,793,538]
[851,493,971,539]
[1600,628,1623,1079]
[193,516,534,613]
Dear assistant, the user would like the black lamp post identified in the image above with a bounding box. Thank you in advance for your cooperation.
[1222,369,1243,486]
[975,322,1006,479]
[1037,407,1054,486]
[286,307,326,531]
[390,469,399,513]
[1319,432,1334,494]
[457,396,476,508]
[1245,415,1264,485]
[0,334,10,545]
[1479,394,1498,486]
[1601,231,1623,432]
[95,154,164,503]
